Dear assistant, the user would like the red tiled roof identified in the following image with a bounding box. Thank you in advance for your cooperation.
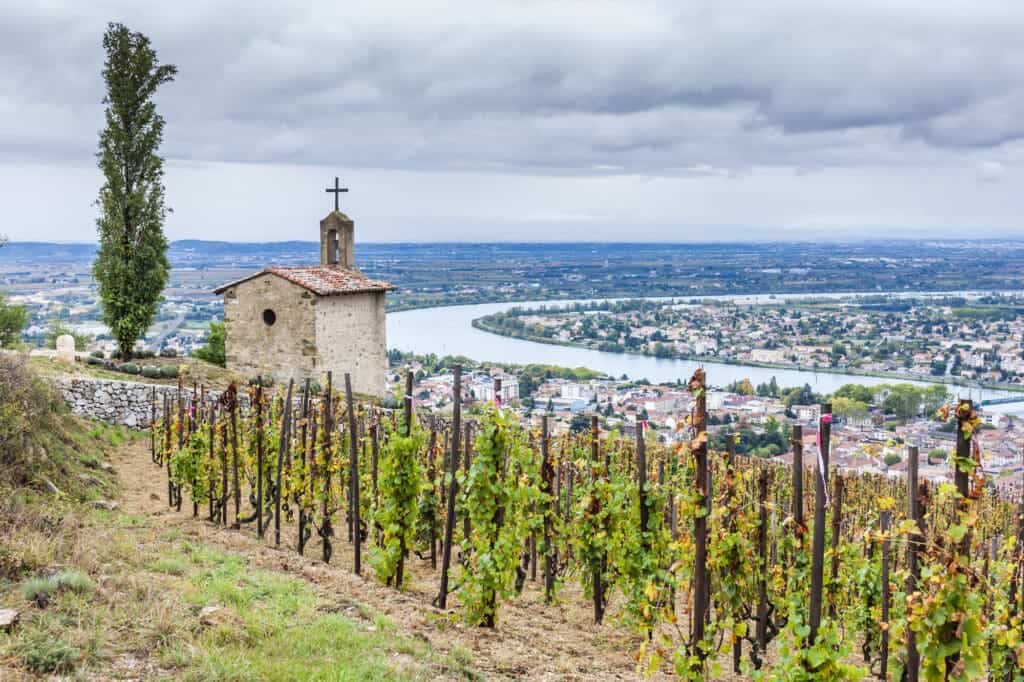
[214,266,396,297]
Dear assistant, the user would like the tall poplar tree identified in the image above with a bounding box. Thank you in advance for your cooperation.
[93,23,176,358]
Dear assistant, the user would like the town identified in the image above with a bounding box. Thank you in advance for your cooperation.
[477,294,1024,388]
[389,352,1024,494]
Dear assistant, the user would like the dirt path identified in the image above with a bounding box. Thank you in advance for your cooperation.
[112,438,667,681]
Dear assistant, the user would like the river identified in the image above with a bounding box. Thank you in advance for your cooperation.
[387,295,1024,414]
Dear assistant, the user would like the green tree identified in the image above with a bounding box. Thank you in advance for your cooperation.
[0,294,28,348]
[569,413,590,434]
[45,322,91,351]
[784,383,819,407]
[193,321,226,367]
[833,396,869,420]
[883,384,922,421]
[92,23,176,359]
[833,383,875,404]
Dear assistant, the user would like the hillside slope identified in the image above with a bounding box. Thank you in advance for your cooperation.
[0,356,470,680]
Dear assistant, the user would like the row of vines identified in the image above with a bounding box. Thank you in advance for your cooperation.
[151,369,1024,680]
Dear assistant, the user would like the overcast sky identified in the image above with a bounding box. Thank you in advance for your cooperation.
[2,1,1023,242]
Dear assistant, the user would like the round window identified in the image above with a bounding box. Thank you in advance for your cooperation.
[262,309,277,326]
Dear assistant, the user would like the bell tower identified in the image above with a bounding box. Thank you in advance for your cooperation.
[321,177,355,267]
[320,211,355,267]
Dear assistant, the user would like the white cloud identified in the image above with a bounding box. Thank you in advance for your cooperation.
[976,160,1007,183]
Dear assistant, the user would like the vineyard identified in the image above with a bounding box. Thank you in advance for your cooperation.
[152,366,1024,680]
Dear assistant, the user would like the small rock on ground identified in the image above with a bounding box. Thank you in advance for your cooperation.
[0,608,20,632]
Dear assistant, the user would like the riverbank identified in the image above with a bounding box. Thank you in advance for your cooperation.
[471,317,1024,395]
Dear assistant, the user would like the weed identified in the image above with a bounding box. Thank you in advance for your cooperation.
[15,627,78,674]
[21,576,54,607]
[51,569,94,594]
[147,557,188,576]
[21,570,93,607]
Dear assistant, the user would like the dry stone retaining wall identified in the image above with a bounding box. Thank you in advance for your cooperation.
[57,377,233,429]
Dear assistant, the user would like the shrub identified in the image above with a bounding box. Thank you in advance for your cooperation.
[89,350,104,359]
[159,348,178,358]
[16,628,78,674]
[159,365,179,378]
[146,557,187,576]
[142,366,161,379]
[86,356,103,366]
[0,355,63,487]
[20,570,94,607]
[50,569,94,595]
[44,322,91,351]
[21,577,55,607]
[193,321,225,367]
[0,294,28,348]
[118,363,140,375]
[135,349,156,359]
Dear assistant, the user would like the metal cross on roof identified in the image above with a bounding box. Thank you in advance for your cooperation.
[325,177,349,212]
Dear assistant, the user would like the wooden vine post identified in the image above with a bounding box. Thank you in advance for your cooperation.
[175,377,184,510]
[219,394,229,526]
[808,402,832,645]
[207,402,217,521]
[755,465,770,665]
[396,370,413,586]
[541,414,556,603]
[228,383,241,528]
[426,424,438,569]
[255,378,264,538]
[791,424,804,540]
[194,385,204,518]
[637,420,648,541]
[322,371,334,563]
[438,365,462,609]
[905,445,920,682]
[591,414,606,624]
[879,508,892,681]
[690,368,709,659]
[371,413,381,547]
[954,399,972,557]
[345,373,361,575]
[462,421,472,544]
[828,473,843,617]
[274,379,293,547]
[297,379,311,555]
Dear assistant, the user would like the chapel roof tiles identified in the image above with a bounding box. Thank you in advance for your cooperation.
[213,265,396,297]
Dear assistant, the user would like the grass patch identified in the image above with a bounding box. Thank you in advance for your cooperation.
[20,569,94,607]
[51,569,94,594]
[1,357,472,680]
[14,623,79,674]
[176,545,457,681]
[147,557,189,576]
[2,511,471,680]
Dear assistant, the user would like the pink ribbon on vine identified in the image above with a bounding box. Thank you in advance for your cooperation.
[817,413,833,506]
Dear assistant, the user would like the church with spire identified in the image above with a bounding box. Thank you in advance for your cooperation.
[213,180,395,396]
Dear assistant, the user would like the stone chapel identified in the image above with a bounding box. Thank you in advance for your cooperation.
[213,192,395,396]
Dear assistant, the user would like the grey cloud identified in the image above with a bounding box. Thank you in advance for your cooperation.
[3,1,1024,175]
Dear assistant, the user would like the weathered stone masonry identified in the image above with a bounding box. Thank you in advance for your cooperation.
[58,377,232,430]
